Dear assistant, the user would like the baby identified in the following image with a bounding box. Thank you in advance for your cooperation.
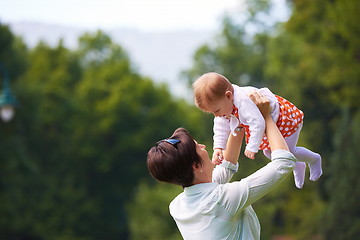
[192,72,322,189]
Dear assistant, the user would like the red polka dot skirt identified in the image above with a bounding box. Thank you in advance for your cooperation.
[240,95,304,150]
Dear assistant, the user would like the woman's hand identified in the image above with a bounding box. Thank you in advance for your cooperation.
[249,91,289,152]
[248,91,271,118]
[212,148,224,165]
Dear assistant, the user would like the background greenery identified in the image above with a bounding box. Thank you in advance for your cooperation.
[0,0,359,239]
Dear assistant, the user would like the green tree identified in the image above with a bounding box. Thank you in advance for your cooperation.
[181,0,359,238]
[0,27,211,240]
[182,16,268,88]
[2,39,92,240]
[182,0,275,89]
[0,24,28,79]
[265,0,360,238]
[127,182,182,240]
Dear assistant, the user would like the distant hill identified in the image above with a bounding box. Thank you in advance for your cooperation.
[7,21,216,99]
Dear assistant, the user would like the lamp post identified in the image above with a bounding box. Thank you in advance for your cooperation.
[0,64,18,122]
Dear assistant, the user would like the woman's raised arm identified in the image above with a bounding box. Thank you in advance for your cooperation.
[222,127,244,165]
[248,91,289,152]
[218,92,296,214]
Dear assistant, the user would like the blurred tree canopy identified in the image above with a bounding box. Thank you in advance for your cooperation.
[1,0,359,239]
[180,0,360,239]
[0,25,210,239]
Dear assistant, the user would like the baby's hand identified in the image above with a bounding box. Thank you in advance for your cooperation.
[244,149,256,160]
[212,149,224,165]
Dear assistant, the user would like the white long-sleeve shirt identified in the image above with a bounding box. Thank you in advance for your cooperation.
[169,149,296,240]
[213,85,280,152]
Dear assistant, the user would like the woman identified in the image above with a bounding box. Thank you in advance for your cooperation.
[147,92,297,240]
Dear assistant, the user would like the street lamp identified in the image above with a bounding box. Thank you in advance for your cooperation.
[0,64,18,122]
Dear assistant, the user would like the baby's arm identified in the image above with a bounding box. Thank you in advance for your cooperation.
[239,98,266,158]
[213,116,231,150]
[213,117,231,164]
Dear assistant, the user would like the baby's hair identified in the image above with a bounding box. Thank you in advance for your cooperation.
[192,72,233,112]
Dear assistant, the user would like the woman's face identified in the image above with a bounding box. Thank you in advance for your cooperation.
[195,141,215,176]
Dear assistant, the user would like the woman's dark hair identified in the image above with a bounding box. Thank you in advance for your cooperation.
[147,128,203,187]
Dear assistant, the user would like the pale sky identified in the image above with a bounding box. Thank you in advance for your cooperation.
[0,0,245,31]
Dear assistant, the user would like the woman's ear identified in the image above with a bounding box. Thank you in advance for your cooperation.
[193,163,203,173]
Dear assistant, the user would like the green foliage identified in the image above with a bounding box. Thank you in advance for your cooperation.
[127,182,182,240]
[181,0,360,239]
[1,0,359,238]
[322,108,360,240]
[0,27,208,239]
[266,0,360,238]
[0,24,28,79]
[182,15,268,88]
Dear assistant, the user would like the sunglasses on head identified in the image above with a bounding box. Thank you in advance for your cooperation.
[156,138,181,147]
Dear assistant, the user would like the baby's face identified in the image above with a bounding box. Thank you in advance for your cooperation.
[207,92,233,118]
